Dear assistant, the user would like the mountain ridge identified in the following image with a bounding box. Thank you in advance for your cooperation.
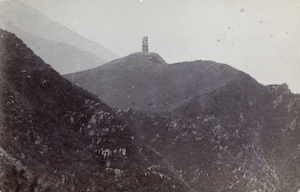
[64,52,254,112]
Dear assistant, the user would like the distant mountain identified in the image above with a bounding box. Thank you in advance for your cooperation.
[65,52,300,192]
[64,52,242,111]
[0,0,118,74]
[0,29,189,191]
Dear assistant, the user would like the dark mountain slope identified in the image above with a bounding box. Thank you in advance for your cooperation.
[64,45,300,191]
[0,29,190,192]
[116,72,300,191]
[262,84,300,191]
[64,52,242,111]
[0,0,118,74]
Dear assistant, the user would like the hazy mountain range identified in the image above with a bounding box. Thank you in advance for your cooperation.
[0,0,118,74]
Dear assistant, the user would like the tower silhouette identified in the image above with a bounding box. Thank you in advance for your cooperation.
[142,36,148,53]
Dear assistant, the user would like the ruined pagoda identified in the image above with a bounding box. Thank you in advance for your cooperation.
[142,36,148,53]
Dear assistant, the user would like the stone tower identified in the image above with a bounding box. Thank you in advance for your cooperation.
[142,36,148,53]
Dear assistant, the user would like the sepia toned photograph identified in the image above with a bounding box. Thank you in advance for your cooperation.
[0,0,299,191]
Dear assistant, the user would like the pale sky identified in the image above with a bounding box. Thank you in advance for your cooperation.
[19,0,300,93]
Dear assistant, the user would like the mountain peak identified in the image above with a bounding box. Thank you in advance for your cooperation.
[106,52,167,67]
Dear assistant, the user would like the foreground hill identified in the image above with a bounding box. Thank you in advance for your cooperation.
[0,29,189,192]
[117,82,300,192]
[64,52,241,111]
[0,0,118,74]
[64,52,300,191]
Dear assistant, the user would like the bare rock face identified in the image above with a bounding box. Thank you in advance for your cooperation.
[0,29,190,192]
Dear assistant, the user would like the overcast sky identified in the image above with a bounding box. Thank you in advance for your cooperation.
[19,0,300,93]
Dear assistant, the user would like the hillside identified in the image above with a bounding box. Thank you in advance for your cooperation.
[64,51,300,192]
[0,29,189,192]
[117,81,300,192]
[0,0,118,74]
[64,52,242,111]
